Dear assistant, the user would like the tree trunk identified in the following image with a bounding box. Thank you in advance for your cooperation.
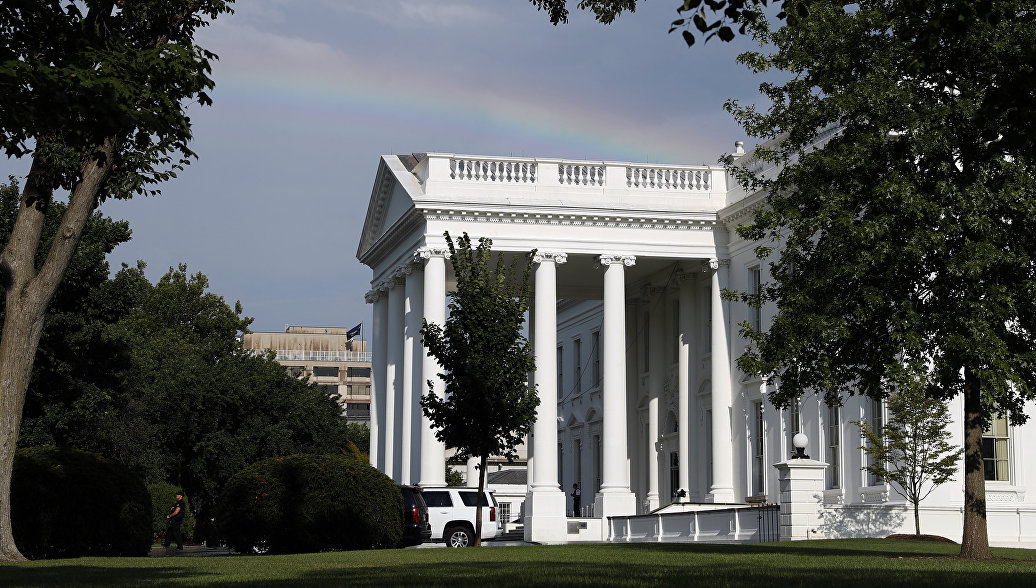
[959,370,991,559]
[0,147,111,562]
[913,500,920,537]
[474,455,486,547]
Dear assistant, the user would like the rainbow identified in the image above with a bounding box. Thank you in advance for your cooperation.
[197,22,730,165]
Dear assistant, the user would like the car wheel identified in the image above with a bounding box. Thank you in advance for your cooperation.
[445,526,472,548]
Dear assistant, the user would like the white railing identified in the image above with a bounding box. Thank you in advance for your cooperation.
[450,158,537,184]
[559,163,606,186]
[608,503,779,543]
[248,349,372,363]
[626,166,711,191]
[428,154,719,193]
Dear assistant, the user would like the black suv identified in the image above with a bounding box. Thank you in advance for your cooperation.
[398,485,432,547]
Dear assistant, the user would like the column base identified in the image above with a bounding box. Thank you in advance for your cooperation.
[594,489,637,519]
[646,493,660,512]
[523,489,569,544]
[705,487,737,504]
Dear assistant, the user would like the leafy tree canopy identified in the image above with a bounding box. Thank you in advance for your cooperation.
[726,0,1035,559]
[421,232,539,545]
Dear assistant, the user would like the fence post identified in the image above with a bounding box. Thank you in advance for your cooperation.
[774,451,828,541]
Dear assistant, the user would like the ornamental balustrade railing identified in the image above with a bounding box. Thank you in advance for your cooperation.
[418,154,722,193]
[247,349,373,363]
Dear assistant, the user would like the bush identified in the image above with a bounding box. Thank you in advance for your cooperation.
[216,453,402,554]
[148,483,195,544]
[11,446,152,559]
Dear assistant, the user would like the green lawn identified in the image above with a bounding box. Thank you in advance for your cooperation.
[1,539,1033,587]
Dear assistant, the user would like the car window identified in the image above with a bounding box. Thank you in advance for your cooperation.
[459,492,495,507]
[422,491,453,507]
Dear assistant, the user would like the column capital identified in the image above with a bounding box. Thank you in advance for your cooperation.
[533,251,568,264]
[598,254,636,267]
[365,289,383,304]
[417,247,449,261]
[384,274,406,289]
[703,258,730,272]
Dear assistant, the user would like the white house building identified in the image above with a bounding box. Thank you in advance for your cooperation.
[356,149,1036,546]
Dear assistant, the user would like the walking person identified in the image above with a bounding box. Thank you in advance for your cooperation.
[163,490,187,551]
[571,483,581,517]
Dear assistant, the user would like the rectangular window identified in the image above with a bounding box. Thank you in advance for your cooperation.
[672,300,680,364]
[460,492,496,507]
[346,367,371,378]
[591,331,601,387]
[752,400,765,496]
[498,502,512,524]
[593,435,602,495]
[285,365,304,377]
[321,384,339,396]
[557,346,564,394]
[787,400,801,457]
[669,452,680,501]
[573,338,582,394]
[705,409,714,490]
[983,415,1010,481]
[575,439,583,491]
[827,405,840,489]
[313,365,339,378]
[749,266,761,332]
[704,287,712,353]
[643,311,650,371]
[867,398,884,486]
[422,490,452,507]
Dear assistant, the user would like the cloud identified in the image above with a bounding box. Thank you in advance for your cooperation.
[324,0,498,28]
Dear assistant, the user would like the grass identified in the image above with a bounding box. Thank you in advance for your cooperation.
[1,539,1034,587]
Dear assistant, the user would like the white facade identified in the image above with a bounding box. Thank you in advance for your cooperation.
[357,151,1036,546]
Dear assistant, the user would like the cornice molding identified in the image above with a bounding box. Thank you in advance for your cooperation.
[422,209,717,232]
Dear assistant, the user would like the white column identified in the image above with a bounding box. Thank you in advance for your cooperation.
[466,456,480,486]
[418,248,448,487]
[525,251,568,543]
[594,254,637,522]
[402,263,423,484]
[707,258,736,503]
[677,273,695,496]
[367,286,388,471]
[385,274,406,483]
[646,286,665,510]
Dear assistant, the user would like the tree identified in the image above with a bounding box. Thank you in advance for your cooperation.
[0,1,234,561]
[853,385,962,537]
[420,232,539,546]
[727,0,1036,559]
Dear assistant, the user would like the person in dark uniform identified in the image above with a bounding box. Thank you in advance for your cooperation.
[163,491,186,550]
[571,483,581,517]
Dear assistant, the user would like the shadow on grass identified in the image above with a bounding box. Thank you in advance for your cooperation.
[0,563,214,587]
[2,541,1033,587]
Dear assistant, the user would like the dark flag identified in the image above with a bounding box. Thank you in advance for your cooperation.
[346,323,361,339]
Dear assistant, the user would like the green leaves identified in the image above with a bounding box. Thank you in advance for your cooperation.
[420,232,538,464]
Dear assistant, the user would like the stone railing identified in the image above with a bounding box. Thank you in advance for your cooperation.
[247,349,372,363]
[420,154,721,193]
[626,166,710,191]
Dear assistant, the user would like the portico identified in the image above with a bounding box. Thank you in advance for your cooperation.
[358,153,738,542]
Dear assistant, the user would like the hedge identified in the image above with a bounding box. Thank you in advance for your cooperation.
[148,483,195,544]
[216,453,402,554]
[11,446,152,559]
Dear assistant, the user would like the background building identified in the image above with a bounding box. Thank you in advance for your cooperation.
[243,325,372,423]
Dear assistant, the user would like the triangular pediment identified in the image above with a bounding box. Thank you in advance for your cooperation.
[356,155,423,263]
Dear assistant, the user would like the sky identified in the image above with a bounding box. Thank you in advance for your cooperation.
[1,0,768,333]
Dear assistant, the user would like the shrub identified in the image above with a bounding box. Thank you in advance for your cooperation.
[11,446,152,559]
[216,453,402,554]
[148,483,195,544]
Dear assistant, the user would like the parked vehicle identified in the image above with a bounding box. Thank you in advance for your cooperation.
[397,485,432,547]
[420,487,500,547]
